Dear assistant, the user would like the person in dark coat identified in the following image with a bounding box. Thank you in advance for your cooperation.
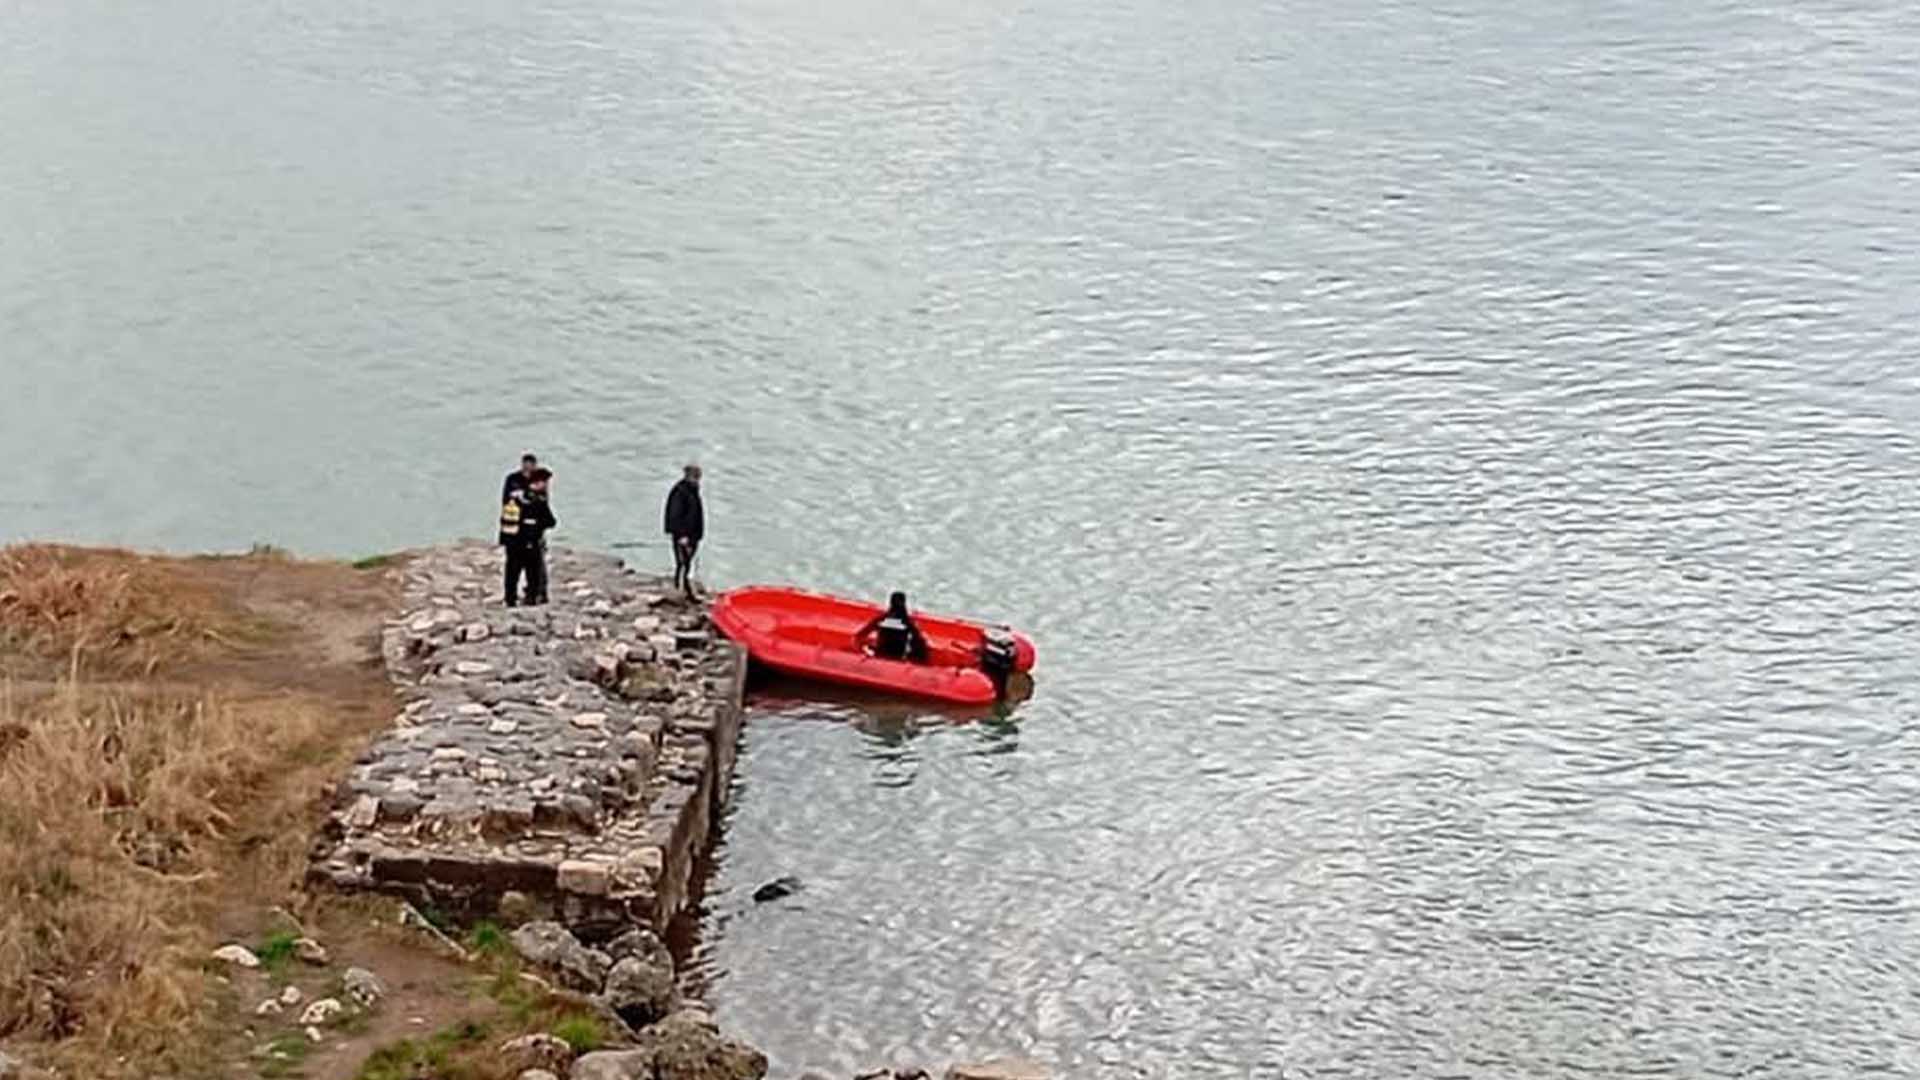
[502,469,557,607]
[663,463,704,594]
[500,453,539,545]
[857,592,930,663]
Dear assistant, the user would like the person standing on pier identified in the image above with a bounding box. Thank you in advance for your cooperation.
[664,463,705,595]
[502,468,557,607]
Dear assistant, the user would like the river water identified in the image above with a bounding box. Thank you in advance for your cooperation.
[5,0,1920,1076]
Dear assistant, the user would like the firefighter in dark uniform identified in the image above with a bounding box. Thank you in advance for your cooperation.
[501,468,557,607]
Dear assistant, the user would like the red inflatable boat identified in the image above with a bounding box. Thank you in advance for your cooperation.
[710,586,1036,705]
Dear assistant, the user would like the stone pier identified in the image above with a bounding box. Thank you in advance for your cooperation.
[310,542,745,940]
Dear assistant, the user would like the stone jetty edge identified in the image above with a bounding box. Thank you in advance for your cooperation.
[306,542,1047,1080]
[310,541,743,939]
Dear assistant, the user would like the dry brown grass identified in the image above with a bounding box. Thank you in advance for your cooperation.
[0,683,335,1070]
[0,544,401,1078]
[0,544,258,677]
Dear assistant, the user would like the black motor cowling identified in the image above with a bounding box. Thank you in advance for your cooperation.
[978,627,1019,695]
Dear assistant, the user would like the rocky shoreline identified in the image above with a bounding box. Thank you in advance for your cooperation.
[301,542,1047,1080]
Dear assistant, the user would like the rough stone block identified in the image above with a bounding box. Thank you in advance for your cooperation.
[557,859,612,897]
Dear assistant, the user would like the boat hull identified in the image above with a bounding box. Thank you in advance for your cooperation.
[710,586,1035,705]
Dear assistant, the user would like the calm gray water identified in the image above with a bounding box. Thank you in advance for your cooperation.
[6,0,1920,1075]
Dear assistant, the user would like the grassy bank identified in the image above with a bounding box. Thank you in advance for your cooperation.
[0,544,399,1075]
[0,545,631,1080]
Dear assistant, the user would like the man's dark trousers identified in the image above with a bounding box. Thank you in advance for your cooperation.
[504,543,548,606]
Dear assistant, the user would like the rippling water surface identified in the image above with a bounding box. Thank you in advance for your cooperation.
[6,0,1920,1075]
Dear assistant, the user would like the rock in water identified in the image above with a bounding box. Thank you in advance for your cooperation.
[510,921,612,992]
[947,1061,1050,1080]
[212,944,261,968]
[344,967,387,1008]
[751,876,802,904]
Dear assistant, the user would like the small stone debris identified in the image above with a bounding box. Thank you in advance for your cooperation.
[343,967,387,1008]
[279,986,304,1007]
[212,944,261,969]
[254,999,283,1017]
[304,1026,325,1044]
[570,711,607,729]
[299,998,344,1026]
[293,937,330,966]
[500,1032,574,1073]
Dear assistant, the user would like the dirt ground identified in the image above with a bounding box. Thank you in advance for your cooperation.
[0,547,609,1080]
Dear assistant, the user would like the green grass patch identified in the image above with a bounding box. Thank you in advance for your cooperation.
[256,930,301,974]
[258,1032,313,1079]
[438,1018,491,1046]
[350,553,399,571]
[485,959,538,1023]
[355,1037,428,1080]
[355,1020,494,1080]
[551,1013,606,1054]
[466,920,508,957]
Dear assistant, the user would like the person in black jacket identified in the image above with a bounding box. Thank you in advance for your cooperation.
[663,464,704,594]
[501,469,557,607]
[857,592,930,663]
[500,453,539,545]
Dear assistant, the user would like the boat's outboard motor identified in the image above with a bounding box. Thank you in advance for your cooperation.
[978,627,1019,696]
